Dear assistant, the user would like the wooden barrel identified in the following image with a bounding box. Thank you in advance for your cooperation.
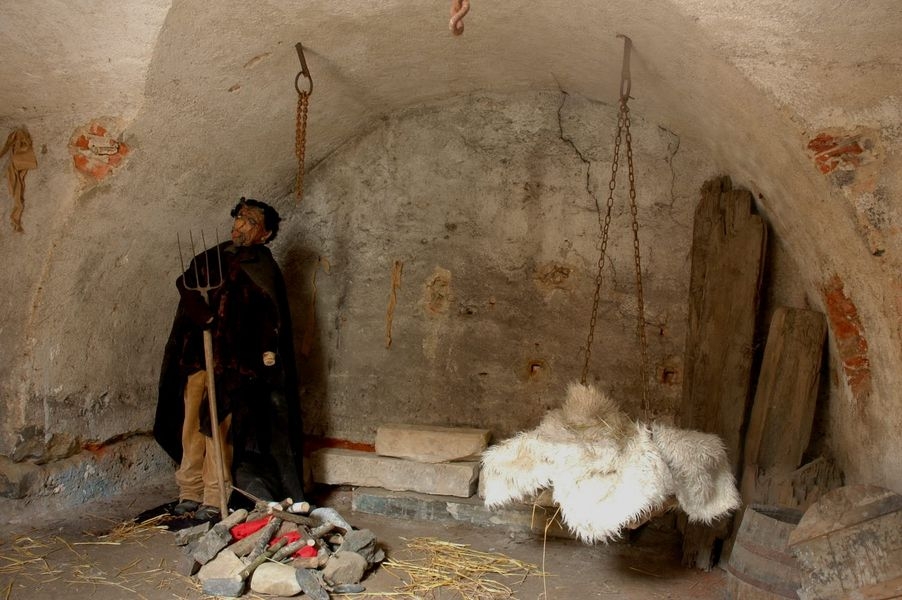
[788,485,902,600]
[726,504,803,599]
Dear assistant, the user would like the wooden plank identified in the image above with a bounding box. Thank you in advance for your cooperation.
[755,456,843,510]
[679,177,767,570]
[788,485,902,600]
[740,307,826,505]
[680,186,766,467]
[680,175,732,427]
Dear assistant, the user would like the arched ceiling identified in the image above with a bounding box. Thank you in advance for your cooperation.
[4,1,900,149]
[4,2,900,271]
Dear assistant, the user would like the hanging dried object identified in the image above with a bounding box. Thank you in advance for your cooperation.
[0,127,38,232]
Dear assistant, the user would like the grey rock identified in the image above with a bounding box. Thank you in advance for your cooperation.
[337,528,383,564]
[196,549,244,581]
[249,562,302,596]
[174,550,200,576]
[332,583,366,594]
[192,508,249,564]
[174,521,211,546]
[197,549,245,596]
[323,551,368,585]
[295,568,330,600]
[310,506,354,533]
[202,577,245,598]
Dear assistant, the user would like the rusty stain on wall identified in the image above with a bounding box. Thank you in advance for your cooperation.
[534,261,574,293]
[424,267,452,315]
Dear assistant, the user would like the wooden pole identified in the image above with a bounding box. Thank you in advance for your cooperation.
[202,328,230,517]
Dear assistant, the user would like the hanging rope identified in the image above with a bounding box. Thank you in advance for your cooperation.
[294,43,313,204]
[581,34,650,420]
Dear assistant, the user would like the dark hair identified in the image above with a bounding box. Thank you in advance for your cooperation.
[231,197,281,243]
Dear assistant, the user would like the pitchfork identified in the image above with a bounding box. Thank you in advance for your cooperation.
[178,231,229,517]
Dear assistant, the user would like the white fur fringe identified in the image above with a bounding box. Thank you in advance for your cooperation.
[481,382,740,543]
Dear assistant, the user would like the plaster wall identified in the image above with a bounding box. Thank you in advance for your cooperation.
[282,90,713,442]
[0,0,900,509]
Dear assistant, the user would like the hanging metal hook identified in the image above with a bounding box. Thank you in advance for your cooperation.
[294,42,313,96]
[616,34,632,101]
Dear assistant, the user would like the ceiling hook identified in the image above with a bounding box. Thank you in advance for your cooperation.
[616,34,632,101]
[295,42,313,96]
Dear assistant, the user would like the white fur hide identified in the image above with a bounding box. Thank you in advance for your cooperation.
[481,382,740,543]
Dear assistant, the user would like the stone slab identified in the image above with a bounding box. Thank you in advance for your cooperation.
[375,424,491,463]
[311,448,479,498]
[351,486,571,536]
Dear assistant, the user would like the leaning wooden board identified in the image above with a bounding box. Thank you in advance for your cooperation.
[679,176,767,570]
[740,307,827,505]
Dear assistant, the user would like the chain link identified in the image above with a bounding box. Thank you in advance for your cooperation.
[294,91,310,204]
[581,105,621,386]
[581,97,650,420]
[623,102,650,419]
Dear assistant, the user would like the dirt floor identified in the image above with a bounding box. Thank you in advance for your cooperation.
[0,481,728,600]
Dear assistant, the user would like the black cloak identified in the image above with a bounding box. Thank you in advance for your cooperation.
[154,242,304,503]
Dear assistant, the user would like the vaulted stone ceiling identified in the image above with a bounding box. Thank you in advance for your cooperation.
[1,1,900,504]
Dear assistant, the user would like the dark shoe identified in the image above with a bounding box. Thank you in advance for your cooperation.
[194,504,221,522]
[173,499,201,515]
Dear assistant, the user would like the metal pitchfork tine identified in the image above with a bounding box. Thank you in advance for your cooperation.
[177,230,230,518]
[178,230,224,304]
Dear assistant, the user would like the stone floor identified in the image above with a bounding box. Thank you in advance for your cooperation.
[0,480,728,600]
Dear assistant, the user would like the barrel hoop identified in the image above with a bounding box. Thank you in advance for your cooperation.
[725,562,799,599]
[734,537,799,568]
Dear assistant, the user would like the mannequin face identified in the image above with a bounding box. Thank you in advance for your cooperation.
[231,205,270,246]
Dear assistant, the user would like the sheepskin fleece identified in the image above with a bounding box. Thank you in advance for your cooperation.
[481,382,740,543]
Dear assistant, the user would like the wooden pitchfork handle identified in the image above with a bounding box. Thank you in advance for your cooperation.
[202,326,230,517]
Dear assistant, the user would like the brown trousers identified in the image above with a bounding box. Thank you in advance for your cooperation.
[175,370,233,506]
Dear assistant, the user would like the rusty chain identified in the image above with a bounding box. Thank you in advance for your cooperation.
[294,90,309,204]
[581,95,650,419]
[623,100,650,420]
[580,109,619,387]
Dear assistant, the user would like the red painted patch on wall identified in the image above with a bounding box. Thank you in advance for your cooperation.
[304,436,376,454]
[807,133,865,174]
[69,119,130,182]
[822,274,872,406]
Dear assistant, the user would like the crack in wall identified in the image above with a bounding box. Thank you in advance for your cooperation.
[555,88,619,288]
[555,88,597,206]
[659,125,681,209]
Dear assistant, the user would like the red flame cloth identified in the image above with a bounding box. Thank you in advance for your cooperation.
[271,530,301,546]
[230,516,272,541]
[270,530,317,558]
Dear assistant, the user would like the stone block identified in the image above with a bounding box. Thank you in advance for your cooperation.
[311,448,478,497]
[352,486,555,532]
[375,424,491,463]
